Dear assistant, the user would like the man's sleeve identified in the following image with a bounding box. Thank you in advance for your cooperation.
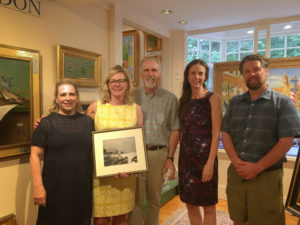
[168,95,180,131]
[278,97,300,138]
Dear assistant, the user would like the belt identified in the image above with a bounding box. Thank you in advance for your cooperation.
[146,145,166,151]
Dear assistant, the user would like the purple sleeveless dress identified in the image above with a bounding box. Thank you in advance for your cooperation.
[178,92,218,206]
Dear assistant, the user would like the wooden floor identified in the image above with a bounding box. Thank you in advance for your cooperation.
[159,195,299,225]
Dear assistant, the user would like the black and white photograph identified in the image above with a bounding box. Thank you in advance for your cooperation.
[92,126,147,177]
[103,136,137,167]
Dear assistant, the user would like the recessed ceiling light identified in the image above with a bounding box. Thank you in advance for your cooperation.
[178,20,188,24]
[247,30,254,34]
[284,24,292,29]
[161,9,172,15]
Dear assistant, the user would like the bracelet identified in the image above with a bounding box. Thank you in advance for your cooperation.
[167,156,174,161]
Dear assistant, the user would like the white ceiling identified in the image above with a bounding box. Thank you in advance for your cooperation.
[103,0,300,31]
[56,0,300,32]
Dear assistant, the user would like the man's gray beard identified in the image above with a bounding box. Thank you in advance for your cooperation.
[144,79,157,89]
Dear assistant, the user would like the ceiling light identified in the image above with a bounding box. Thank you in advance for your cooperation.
[178,20,188,24]
[247,30,254,34]
[284,24,292,29]
[161,9,172,15]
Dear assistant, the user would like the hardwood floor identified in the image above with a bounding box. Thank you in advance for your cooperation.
[159,195,299,225]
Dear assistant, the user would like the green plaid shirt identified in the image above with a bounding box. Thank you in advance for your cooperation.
[134,87,180,146]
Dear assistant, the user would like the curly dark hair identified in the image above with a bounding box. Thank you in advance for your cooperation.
[178,59,209,118]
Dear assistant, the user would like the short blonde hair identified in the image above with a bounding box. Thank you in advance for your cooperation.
[49,80,82,114]
[100,65,134,104]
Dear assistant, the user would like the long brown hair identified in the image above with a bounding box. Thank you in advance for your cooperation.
[178,59,209,119]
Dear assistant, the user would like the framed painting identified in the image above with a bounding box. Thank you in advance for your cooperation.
[145,33,162,52]
[286,147,300,217]
[0,44,40,158]
[213,57,300,115]
[0,214,17,225]
[57,44,101,87]
[122,30,139,86]
[92,127,147,177]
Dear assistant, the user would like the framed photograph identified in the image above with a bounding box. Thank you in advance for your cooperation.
[0,44,40,158]
[213,57,300,115]
[57,44,101,87]
[286,147,300,217]
[122,30,139,86]
[0,214,16,225]
[92,127,147,177]
[145,33,162,52]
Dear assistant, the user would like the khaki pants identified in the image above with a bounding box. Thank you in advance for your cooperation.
[226,163,285,225]
[128,147,168,225]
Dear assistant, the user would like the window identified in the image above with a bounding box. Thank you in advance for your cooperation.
[187,37,221,65]
[226,39,253,61]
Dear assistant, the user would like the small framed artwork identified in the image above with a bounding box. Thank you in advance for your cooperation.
[286,147,300,217]
[0,44,40,158]
[122,30,139,86]
[92,127,147,177]
[0,214,17,225]
[145,33,162,52]
[57,44,101,87]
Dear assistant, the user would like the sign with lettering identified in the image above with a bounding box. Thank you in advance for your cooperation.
[0,0,41,17]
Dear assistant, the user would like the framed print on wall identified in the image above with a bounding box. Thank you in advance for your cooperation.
[122,30,139,86]
[0,44,40,158]
[92,127,147,177]
[57,44,102,87]
[145,33,161,52]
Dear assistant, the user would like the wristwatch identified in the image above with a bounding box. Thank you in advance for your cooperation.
[167,156,174,161]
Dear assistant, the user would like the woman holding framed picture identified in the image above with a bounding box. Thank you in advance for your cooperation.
[86,65,143,225]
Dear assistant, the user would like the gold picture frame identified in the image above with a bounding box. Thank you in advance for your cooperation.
[122,30,139,86]
[0,214,17,225]
[57,44,102,87]
[286,148,300,217]
[213,57,300,114]
[0,44,40,158]
[145,33,162,52]
[92,127,147,177]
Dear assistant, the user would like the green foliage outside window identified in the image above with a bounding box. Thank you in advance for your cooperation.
[226,54,238,61]
[258,51,266,56]
[199,52,209,64]
[227,41,239,53]
[200,40,210,51]
[271,36,285,49]
[258,38,266,50]
[287,48,300,57]
[211,53,221,63]
[287,34,300,47]
[188,38,198,51]
[270,50,284,58]
[211,41,221,52]
[240,40,253,51]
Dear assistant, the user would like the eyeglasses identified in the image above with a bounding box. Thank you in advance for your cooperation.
[108,79,127,85]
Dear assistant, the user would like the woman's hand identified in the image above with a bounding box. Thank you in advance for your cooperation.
[201,161,214,183]
[33,185,46,207]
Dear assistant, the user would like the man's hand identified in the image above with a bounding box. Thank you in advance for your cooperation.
[236,161,261,180]
[162,159,176,179]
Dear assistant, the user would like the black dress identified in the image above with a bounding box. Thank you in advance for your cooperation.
[31,112,94,225]
[178,92,218,206]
